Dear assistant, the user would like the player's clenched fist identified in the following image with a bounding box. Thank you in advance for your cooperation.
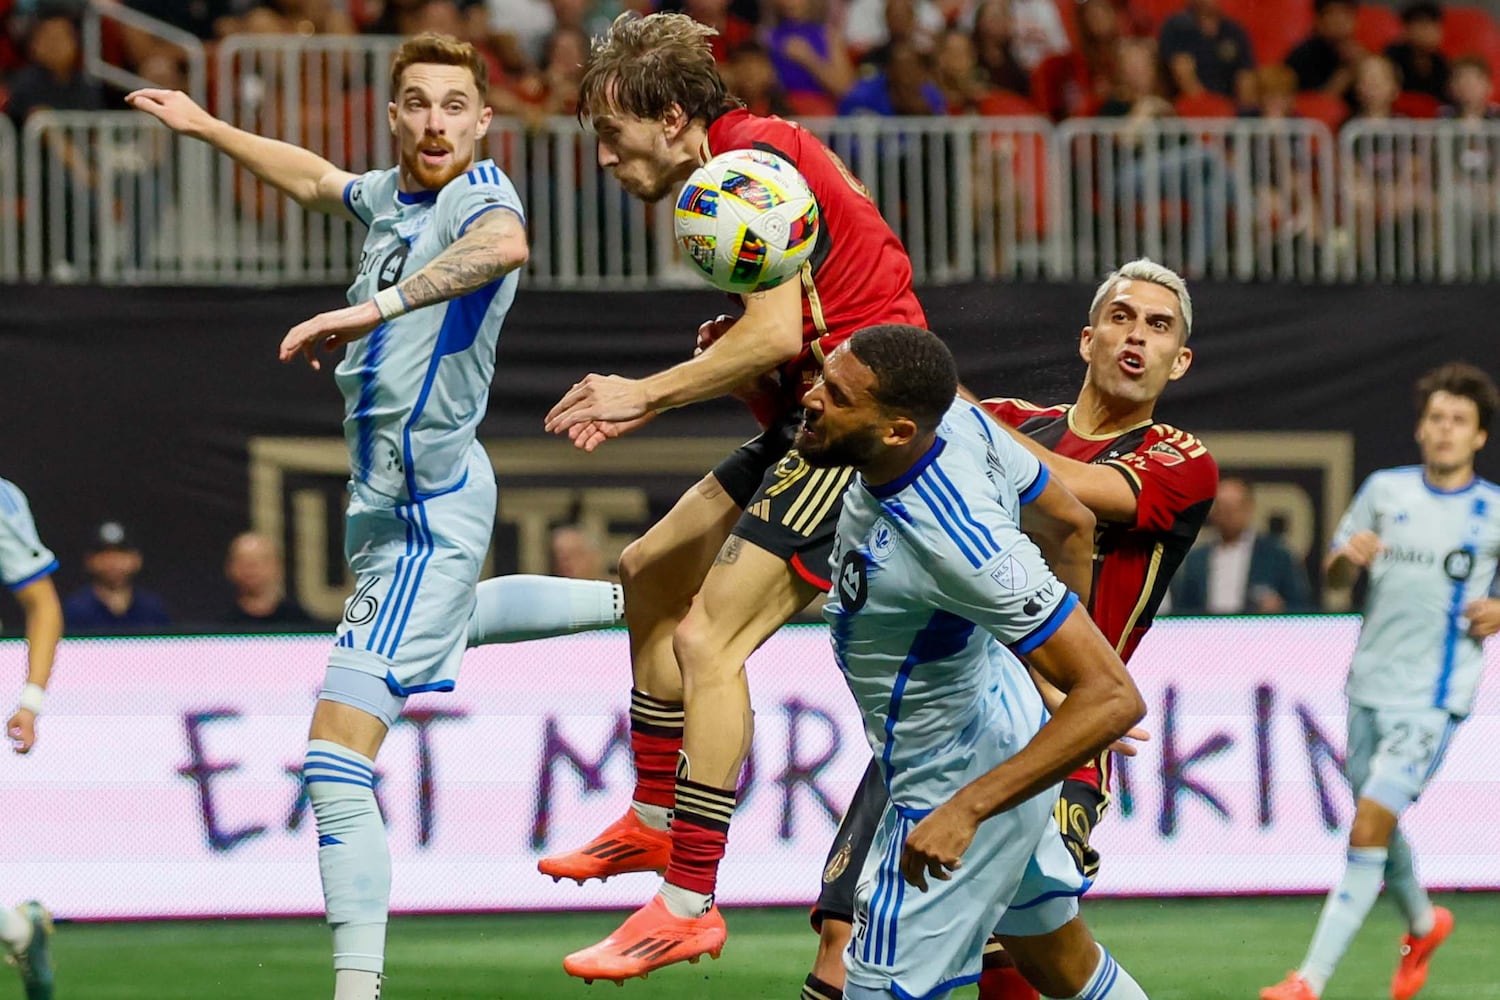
[6,709,36,755]
[126,88,217,139]
[1337,529,1383,568]
[900,801,978,891]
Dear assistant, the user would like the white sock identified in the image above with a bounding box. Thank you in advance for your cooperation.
[1385,830,1435,937]
[1066,944,1149,999]
[0,905,31,952]
[305,741,389,979]
[658,883,713,920]
[333,969,381,1000]
[1299,846,1388,994]
[466,576,623,647]
[631,801,672,831]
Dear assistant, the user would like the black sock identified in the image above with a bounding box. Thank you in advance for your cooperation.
[801,973,842,1000]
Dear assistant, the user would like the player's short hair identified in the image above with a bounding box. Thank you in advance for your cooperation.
[390,32,488,100]
[847,325,958,433]
[1088,258,1194,339]
[1414,362,1500,430]
[578,12,738,126]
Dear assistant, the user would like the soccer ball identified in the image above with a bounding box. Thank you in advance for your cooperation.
[674,149,821,295]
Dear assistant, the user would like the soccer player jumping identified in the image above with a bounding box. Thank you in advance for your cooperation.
[1262,362,1500,1000]
[801,324,1152,1000]
[539,12,929,984]
[130,34,624,1000]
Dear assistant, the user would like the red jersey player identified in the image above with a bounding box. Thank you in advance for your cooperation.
[539,12,928,984]
[808,260,1219,1000]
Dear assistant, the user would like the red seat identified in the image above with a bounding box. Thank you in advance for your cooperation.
[1174,91,1238,118]
[1222,0,1313,66]
[1392,90,1442,118]
[1293,91,1350,130]
[1440,7,1500,98]
[1356,5,1404,55]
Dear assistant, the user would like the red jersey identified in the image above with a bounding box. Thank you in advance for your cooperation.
[706,110,928,409]
[984,399,1219,788]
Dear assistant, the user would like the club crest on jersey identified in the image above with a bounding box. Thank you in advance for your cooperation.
[823,842,852,883]
[836,549,869,612]
[1146,441,1185,466]
[991,554,1028,591]
[869,519,896,561]
[1444,548,1476,581]
[376,243,410,290]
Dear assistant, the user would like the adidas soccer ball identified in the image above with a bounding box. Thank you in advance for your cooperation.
[674,149,821,295]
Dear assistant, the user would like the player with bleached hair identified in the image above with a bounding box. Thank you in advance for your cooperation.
[130,33,626,1000]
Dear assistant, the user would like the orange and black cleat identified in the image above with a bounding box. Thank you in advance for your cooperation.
[538,811,671,885]
[562,895,727,985]
[1391,906,1454,1000]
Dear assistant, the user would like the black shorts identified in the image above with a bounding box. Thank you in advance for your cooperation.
[811,763,1108,932]
[711,409,852,591]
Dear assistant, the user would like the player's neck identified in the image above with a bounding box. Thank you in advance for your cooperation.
[863,434,938,490]
[1070,386,1155,438]
[1424,463,1476,492]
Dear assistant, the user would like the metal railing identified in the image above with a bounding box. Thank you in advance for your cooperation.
[1339,120,1500,282]
[0,115,17,282]
[82,1,208,107]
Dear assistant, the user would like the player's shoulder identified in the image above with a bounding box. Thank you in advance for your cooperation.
[1362,465,1424,495]
[346,166,398,213]
[716,109,805,156]
[0,477,33,525]
[879,445,1011,569]
[1135,421,1218,473]
[440,160,518,205]
[979,397,1067,428]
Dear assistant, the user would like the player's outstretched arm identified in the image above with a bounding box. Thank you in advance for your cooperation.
[6,575,62,754]
[126,88,357,218]
[280,208,529,368]
[1019,475,1096,606]
[900,608,1143,890]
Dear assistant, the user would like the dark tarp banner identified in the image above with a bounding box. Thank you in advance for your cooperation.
[1,281,1493,625]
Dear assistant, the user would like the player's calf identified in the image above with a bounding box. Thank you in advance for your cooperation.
[1000,922,1148,999]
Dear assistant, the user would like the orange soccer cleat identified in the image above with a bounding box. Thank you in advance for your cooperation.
[537,811,671,885]
[1391,906,1454,1000]
[1260,972,1318,1000]
[562,895,727,984]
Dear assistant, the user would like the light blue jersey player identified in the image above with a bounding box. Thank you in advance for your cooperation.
[797,325,1150,1000]
[1264,363,1500,1000]
[131,35,622,1000]
[0,476,63,999]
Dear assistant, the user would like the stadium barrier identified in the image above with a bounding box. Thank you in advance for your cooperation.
[0,618,1494,919]
[0,114,16,283]
[81,1,209,108]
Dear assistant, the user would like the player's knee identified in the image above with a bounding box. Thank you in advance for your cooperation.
[671,610,722,679]
[1350,798,1400,847]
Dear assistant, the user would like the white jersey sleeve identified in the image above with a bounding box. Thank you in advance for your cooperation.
[341,167,397,227]
[1332,474,1379,550]
[943,399,1049,505]
[0,479,58,590]
[432,162,527,245]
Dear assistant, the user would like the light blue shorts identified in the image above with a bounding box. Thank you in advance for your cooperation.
[321,445,496,726]
[845,787,1085,1000]
[1346,704,1462,816]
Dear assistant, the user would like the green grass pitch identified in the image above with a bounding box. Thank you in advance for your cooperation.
[37,893,1499,999]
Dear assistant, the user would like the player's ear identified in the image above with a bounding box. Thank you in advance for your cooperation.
[1078,326,1094,364]
[661,103,687,140]
[883,416,919,448]
[476,104,493,140]
[1167,345,1193,382]
[387,101,398,135]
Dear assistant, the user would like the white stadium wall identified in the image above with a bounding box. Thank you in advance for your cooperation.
[1,618,1496,920]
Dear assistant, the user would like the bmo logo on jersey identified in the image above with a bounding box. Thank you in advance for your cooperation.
[837,549,869,611]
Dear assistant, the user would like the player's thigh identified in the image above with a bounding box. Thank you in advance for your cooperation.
[673,536,821,673]
[814,756,889,932]
[618,472,741,606]
[1360,707,1463,817]
[1344,705,1380,795]
[845,803,1038,1000]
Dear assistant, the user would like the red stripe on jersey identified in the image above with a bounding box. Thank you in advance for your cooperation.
[707,111,928,412]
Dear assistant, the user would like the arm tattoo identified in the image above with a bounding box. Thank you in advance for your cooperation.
[714,535,744,566]
[396,209,525,311]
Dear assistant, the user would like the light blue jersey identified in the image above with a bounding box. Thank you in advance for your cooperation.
[338,160,524,501]
[825,398,1077,811]
[1333,467,1500,716]
[0,477,57,591]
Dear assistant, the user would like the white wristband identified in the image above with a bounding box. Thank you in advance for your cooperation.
[16,683,43,716]
[373,286,409,322]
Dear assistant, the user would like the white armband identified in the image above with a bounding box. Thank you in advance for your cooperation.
[373,286,409,322]
[16,683,43,716]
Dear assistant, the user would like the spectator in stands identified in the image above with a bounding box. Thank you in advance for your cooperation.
[844,0,942,65]
[727,40,790,116]
[4,13,101,124]
[1170,478,1313,615]
[513,24,587,118]
[1031,0,1118,120]
[1286,0,1364,102]
[1352,51,1403,119]
[1443,54,1500,119]
[935,26,995,111]
[134,47,187,90]
[1385,1,1448,102]
[1096,35,1171,121]
[62,522,172,633]
[483,0,557,70]
[683,0,755,65]
[766,0,854,114]
[550,524,611,582]
[223,531,312,628]
[1246,64,1327,265]
[1009,0,1069,72]
[837,38,944,114]
[970,0,1029,95]
[1158,0,1256,108]
[123,0,240,40]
